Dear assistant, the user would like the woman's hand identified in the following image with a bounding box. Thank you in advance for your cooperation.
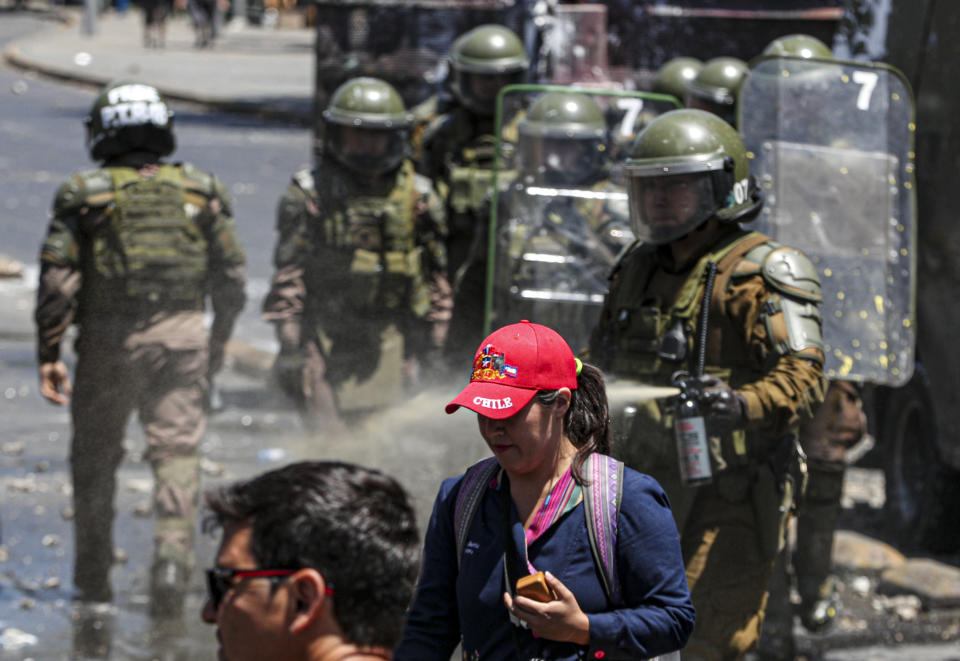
[503,571,590,645]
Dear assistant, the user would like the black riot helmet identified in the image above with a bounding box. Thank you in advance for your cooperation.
[84,81,175,161]
[517,92,608,186]
[322,77,413,175]
[449,24,529,117]
[625,109,762,245]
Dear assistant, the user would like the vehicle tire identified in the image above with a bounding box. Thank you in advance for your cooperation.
[879,365,960,553]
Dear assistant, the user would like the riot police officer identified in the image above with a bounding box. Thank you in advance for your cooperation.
[589,109,827,660]
[417,23,529,363]
[497,91,631,349]
[685,56,749,126]
[36,81,247,614]
[263,77,450,430]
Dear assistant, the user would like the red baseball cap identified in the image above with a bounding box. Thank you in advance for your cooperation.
[445,320,579,419]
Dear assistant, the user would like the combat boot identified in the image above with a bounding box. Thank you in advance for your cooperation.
[798,578,839,633]
[72,601,115,659]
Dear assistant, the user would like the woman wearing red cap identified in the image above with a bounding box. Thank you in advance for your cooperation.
[397,321,694,660]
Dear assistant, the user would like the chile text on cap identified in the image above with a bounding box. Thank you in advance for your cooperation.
[445,320,578,419]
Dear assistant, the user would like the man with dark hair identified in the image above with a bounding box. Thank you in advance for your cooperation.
[201,461,421,661]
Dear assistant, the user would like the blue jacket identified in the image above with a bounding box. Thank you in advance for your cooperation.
[397,464,695,660]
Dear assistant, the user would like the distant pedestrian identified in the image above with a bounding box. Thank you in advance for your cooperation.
[36,81,246,615]
[188,0,219,48]
[139,0,174,48]
[201,461,421,661]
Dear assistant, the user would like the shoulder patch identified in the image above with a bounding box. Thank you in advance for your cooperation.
[761,246,823,303]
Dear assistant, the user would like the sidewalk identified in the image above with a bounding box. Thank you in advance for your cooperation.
[3,7,315,123]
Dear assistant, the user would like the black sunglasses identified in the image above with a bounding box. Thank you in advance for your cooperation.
[205,567,334,611]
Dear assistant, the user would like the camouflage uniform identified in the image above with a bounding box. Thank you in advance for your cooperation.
[262,158,450,427]
[589,109,826,660]
[417,25,528,363]
[36,159,246,605]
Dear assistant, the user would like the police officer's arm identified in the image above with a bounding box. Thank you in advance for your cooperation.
[730,250,828,437]
[413,174,453,352]
[199,173,247,377]
[262,179,312,351]
[35,177,87,405]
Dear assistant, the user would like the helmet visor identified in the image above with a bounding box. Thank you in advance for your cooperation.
[454,69,526,116]
[628,172,716,245]
[520,135,606,186]
[327,125,408,175]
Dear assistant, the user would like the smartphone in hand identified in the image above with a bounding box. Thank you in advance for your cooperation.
[516,571,556,603]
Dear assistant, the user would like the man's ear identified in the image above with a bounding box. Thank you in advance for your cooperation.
[288,569,330,634]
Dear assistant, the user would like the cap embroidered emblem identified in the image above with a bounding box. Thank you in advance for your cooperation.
[472,344,517,381]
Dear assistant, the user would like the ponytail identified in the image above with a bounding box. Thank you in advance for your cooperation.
[536,361,610,484]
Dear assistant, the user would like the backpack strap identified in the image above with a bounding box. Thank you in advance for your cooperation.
[582,453,625,606]
[453,457,500,568]
[453,453,626,607]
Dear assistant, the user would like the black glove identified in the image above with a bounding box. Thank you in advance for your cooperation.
[698,375,747,434]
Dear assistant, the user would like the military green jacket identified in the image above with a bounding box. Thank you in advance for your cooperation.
[418,106,521,217]
[262,158,451,355]
[590,227,827,472]
[36,162,246,364]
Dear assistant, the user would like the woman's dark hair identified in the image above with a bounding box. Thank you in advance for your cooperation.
[535,361,610,484]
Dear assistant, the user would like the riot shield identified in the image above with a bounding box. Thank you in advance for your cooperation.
[739,57,916,386]
[487,85,681,351]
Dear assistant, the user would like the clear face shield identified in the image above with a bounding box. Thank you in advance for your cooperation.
[327,124,408,175]
[453,68,526,116]
[520,135,607,186]
[627,171,717,245]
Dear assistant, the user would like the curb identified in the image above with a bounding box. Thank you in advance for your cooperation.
[2,16,314,126]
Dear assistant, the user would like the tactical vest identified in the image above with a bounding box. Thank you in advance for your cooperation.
[602,230,778,470]
[80,165,210,311]
[300,160,431,319]
[434,108,519,218]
